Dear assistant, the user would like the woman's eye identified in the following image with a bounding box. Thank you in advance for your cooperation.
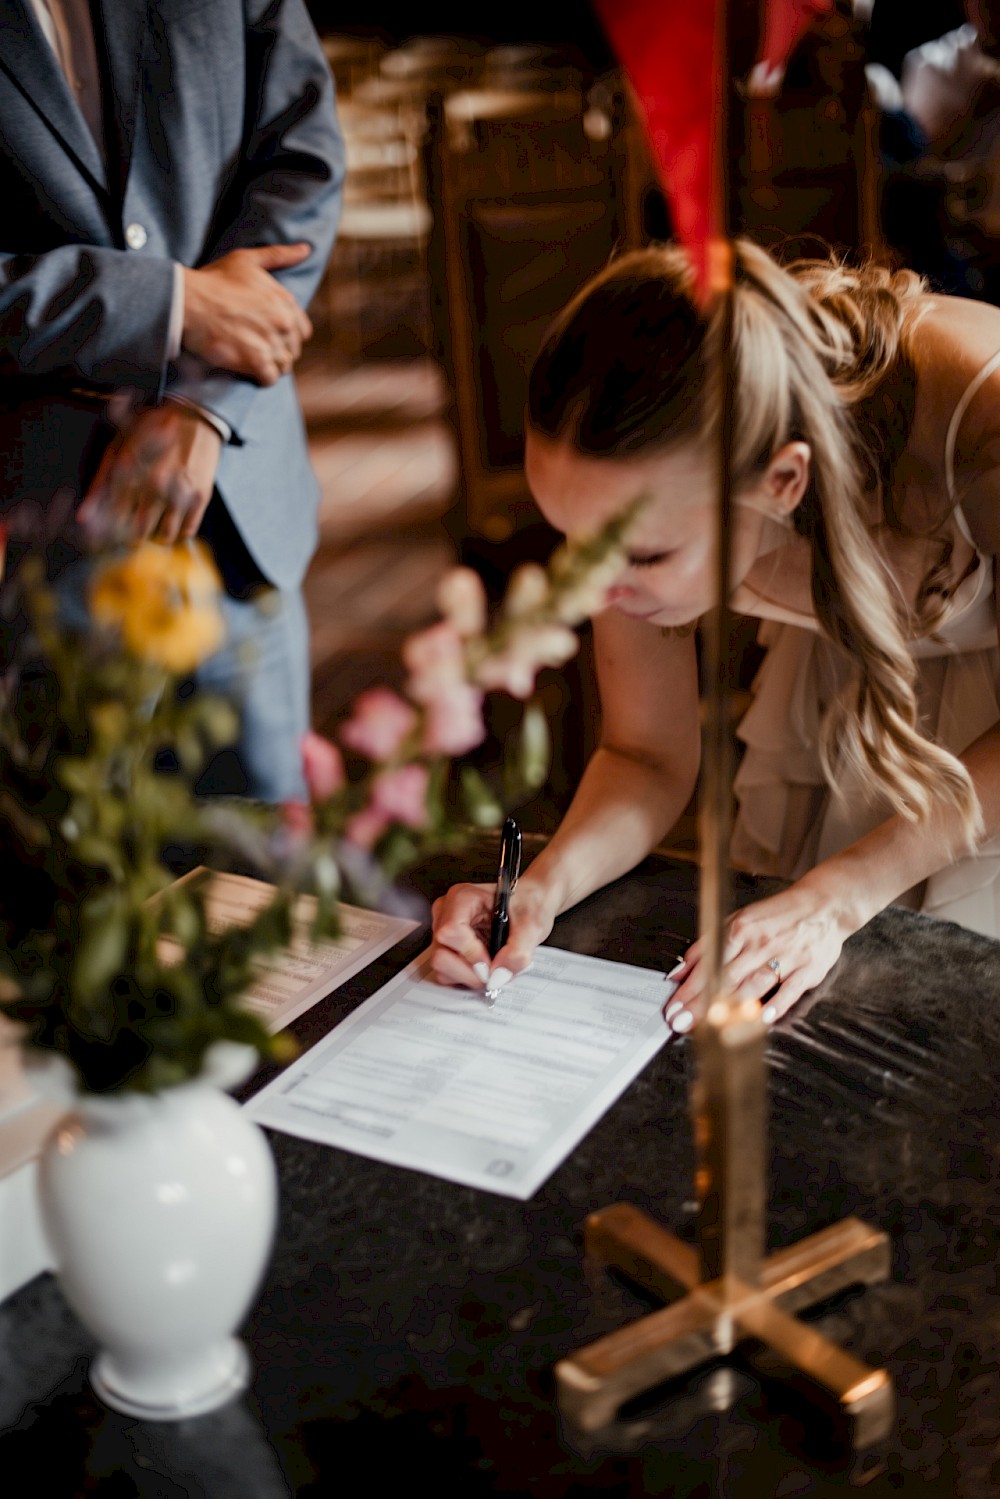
[628,552,672,570]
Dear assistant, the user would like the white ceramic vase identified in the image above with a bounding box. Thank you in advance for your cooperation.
[36,1044,277,1420]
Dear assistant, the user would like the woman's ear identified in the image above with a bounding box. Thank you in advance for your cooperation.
[764,441,812,517]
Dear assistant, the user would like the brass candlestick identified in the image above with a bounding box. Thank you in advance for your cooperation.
[554,274,893,1446]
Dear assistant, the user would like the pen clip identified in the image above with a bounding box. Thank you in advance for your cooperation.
[496,817,521,902]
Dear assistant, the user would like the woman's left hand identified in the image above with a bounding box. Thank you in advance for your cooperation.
[665,876,858,1034]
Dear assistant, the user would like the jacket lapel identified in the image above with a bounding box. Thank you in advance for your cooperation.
[91,0,148,204]
[0,0,108,193]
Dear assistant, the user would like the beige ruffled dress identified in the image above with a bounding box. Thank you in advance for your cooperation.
[729,354,1000,939]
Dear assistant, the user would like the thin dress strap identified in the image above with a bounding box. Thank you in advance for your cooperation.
[944,348,1000,545]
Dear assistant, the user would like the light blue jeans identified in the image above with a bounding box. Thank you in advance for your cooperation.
[193,584,310,805]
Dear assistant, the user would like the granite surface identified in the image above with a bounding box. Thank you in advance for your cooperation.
[3,843,1000,1496]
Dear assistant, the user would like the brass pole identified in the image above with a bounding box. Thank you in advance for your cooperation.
[692,0,768,1290]
[556,2,892,1445]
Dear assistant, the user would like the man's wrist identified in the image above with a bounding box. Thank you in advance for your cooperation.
[163,394,232,444]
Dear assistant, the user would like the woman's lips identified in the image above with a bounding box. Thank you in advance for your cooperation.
[615,602,665,621]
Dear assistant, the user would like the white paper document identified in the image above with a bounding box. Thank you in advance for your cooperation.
[244,946,677,1199]
[160,871,418,1032]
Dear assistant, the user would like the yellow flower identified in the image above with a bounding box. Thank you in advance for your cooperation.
[89,541,225,673]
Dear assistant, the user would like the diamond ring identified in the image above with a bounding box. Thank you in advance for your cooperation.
[767,957,781,980]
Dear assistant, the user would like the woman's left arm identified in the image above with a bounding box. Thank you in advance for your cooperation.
[671,508,1000,1028]
[671,711,1000,1026]
[669,718,1000,1028]
[669,436,1000,1030]
[669,445,1000,1029]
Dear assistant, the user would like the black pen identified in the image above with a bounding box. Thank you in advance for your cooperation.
[485,816,521,1000]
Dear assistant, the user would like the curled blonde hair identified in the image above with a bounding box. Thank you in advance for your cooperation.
[528,238,982,842]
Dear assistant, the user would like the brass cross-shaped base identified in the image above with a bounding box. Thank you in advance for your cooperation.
[555,1003,894,1449]
[555,1200,893,1446]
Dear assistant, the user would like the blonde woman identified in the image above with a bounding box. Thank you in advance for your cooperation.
[429,238,1000,1030]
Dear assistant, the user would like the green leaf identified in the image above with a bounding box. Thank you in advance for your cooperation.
[459,766,503,828]
[378,825,419,880]
[518,699,551,791]
[70,901,129,1000]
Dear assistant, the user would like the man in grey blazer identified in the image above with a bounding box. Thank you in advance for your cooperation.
[0,0,345,800]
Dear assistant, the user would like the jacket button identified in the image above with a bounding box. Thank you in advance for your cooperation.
[125,222,148,249]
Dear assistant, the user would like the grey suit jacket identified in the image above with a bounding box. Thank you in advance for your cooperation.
[0,0,344,590]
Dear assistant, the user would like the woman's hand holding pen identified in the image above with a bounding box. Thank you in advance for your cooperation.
[428,877,556,991]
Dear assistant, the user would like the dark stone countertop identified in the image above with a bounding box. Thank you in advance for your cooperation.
[3,841,1000,1497]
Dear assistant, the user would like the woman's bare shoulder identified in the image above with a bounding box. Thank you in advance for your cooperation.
[907,293,1000,383]
[909,298,1000,553]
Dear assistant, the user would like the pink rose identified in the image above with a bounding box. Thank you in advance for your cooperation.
[300,731,346,802]
[371,763,430,829]
[422,683,486,756]
[344,804,390,850]
[401,620,466,704]
[340,688,417,762]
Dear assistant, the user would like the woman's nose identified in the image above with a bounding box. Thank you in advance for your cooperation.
[606,583,636,605]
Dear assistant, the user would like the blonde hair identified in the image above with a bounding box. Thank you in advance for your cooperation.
[528,238,982,841]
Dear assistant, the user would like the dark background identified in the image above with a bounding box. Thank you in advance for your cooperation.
[302,1,613,69]
[304,1,968,80]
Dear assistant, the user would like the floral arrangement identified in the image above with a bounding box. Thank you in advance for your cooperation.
[0,503,638,1095]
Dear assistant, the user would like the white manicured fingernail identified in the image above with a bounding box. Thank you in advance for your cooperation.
[667,959,687,979]
[473,962,490,983]
[488,966,513,990]
[664,997,684,1020]
[762,1005,777,1025]
[672,1009,694,1034]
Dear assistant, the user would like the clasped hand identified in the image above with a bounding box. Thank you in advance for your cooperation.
[181,243,314,387]
[78,241,315,544]
[78,403,222,546]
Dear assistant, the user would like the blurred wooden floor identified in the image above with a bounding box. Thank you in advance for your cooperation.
[297,355,459,738]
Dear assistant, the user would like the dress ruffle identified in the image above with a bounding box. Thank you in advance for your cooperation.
[731,620,1000,939]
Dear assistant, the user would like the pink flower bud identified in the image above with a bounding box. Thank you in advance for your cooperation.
[371,763,431,829]
[340,688,417,762]
[473,617,578,698]
[436,566,488,637]
[402,620,467,704]
[300,731,346,802]
[521,622,579,668]
[474,650,537,700]
[503,562,548,617]
[282,799,314,839]
[422,683,486,755]
[344,804,391,851]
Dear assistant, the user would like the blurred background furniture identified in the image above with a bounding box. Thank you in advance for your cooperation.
[298,13,891,839]
[737,1,883,259]
[433,79,645,551]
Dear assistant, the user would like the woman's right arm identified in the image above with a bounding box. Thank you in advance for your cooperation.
[428,611,702,987]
